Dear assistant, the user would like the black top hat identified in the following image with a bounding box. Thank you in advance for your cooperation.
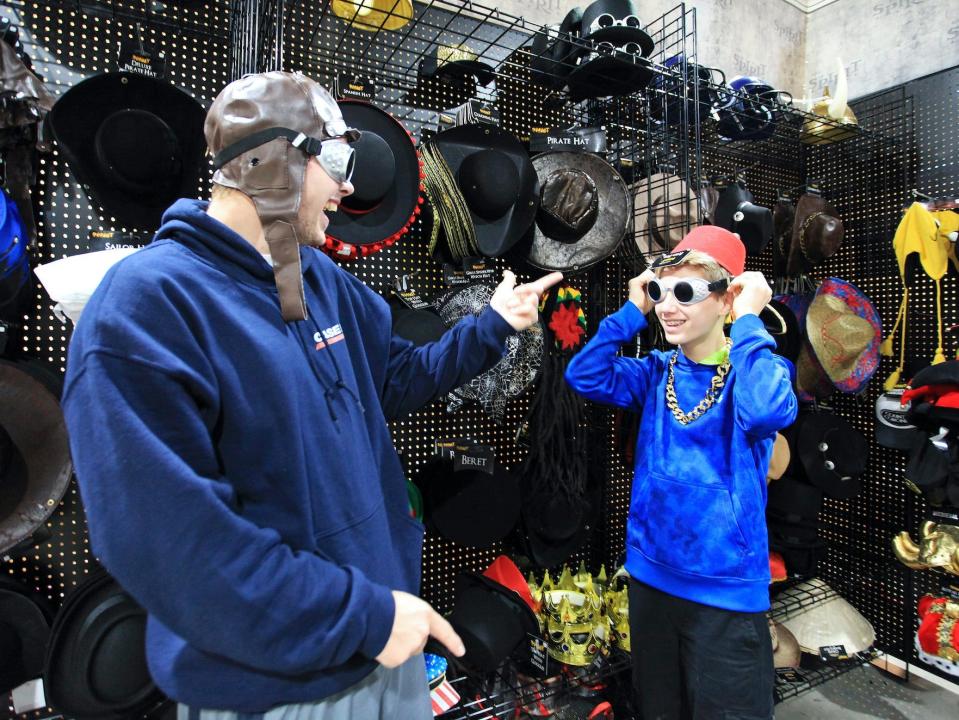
[0,363,72,555]
[447,571,539,673]
[414,454,521,549]
[523,150,630,274]
[44,570,164,719]
[795,410,867,499]
[529,7,585,91]
[713,181,773,255]
[0,576,53,694]
[581,0,654,56]
[324,100,423,259]
[566,45,655,101]
[427,124,538,258]
[48,72,207,230]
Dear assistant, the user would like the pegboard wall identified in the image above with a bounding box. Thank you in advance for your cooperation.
[1,0,956,716]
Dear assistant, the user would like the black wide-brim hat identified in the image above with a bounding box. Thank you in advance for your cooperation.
[325,100,423,259]
[447,571,539,673]
[414,455,521,549]
[567,52,655,102]
[390,301,447,347]
[517,484,596,569]
[0,363,72,555]
[48,71,207,230]
[581,0,654,56]
[524,150,630,274]
[44,570,164,719]
[713,182,773,255]
[795,410,867,499]
[0,576,53,694]
[429,124,539,258]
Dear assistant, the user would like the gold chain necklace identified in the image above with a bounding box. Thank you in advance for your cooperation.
[665,338,732,425]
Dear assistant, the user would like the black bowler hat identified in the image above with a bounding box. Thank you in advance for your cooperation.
[0,363,72,555]
[44,570,165,719]
[426,124,539,258]
[447,570,539,673]
[48,72,207,230]
[414,454,521,549]
[0,576,53,694]
[713,181,773,256]
[795,410,867,499]
[324,100,423,260]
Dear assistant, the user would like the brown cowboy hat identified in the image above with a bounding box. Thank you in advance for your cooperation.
[787,193,844,276]
[633,173,700,255]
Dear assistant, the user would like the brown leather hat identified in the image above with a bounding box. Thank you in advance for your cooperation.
[205,72,358,322]
[787,193,843,276]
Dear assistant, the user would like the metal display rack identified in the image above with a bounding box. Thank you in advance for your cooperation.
[0,0,955,717]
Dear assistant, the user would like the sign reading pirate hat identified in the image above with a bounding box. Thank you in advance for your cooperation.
[323,100,423,260]
[0,363,72,555]
[524,150,630,274]
[713,180,773,255]
[423,124,538,259]
[44,570,165,718]
[49,72,207,230]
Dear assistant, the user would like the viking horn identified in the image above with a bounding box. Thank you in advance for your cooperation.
[828,57,847,119]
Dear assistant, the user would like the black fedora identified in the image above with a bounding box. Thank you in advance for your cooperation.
[0,576,53,694]
[795,410,867,499]
[425,124,538,259]
[414,454,521,549]
[580,0,654,56]
[447,570,539,673]
[324,100,423,260]
[44,570,164,719]
[0,363,72,555]
[713,181,773,255]
[48,72,207,230]
[523,150,630,274]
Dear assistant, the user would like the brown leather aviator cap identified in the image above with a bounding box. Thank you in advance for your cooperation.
[205,72,359,321]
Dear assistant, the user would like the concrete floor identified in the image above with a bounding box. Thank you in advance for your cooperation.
[775,664,959,720]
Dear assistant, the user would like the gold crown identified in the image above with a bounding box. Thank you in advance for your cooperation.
[545,593,607,666]
[605,585,630,651]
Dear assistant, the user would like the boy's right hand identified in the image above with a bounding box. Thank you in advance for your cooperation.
[629,269,657,314]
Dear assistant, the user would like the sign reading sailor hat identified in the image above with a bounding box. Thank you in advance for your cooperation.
[875,388,917,450]
[713,180,773,256]
[525,150,629,274]
[323,100,423,260]
[795,409,867,499]
[49,72,207,230]
[425,124,538,258]
[0,363,72,555]
[0,575,53,694]
[44,569,164,718]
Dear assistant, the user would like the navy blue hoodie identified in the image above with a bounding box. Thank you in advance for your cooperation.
[565,302,797,612]
[62,200,516,712]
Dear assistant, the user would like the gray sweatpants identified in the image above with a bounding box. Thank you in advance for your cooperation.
[177,657,432,720]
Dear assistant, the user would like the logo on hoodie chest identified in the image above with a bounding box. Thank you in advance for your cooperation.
[314,324,345,350]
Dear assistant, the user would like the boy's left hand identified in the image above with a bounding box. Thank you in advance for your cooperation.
[728,271,772,319]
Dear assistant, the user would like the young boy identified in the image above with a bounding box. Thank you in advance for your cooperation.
[565,225,797,719]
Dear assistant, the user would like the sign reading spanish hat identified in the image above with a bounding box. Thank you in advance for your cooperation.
[48,72,207,230]
[323,99,423,260]
[524,150,630,274]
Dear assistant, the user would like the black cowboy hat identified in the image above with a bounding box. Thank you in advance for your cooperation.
[713,181,773,255]
[795,409,867,499]
[522,150,630,274]
[447,570,539,673]
[44,569,165,719]
[48,72,207,230]
[0,575,54,694]
[427,124,538,258]
[324,100,422,259]
[414,454,521,549]
[0,363,72,555]
[580,0,654,56]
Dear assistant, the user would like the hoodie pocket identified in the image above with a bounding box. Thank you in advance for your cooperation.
[631,470,748,579]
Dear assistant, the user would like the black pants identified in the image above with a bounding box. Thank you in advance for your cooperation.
[628,579,774,720]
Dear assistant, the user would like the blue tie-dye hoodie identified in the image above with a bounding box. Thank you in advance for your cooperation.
[565,302,797,612]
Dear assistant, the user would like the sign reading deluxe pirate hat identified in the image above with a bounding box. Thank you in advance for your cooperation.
[49,72,207,230]
[0,363,72,555]
[525,150,630,274]
[423,124,538,260]
[323,100,423,260]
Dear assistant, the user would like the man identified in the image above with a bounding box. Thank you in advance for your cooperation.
[565,226,797,719]
[62,71,560,719]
